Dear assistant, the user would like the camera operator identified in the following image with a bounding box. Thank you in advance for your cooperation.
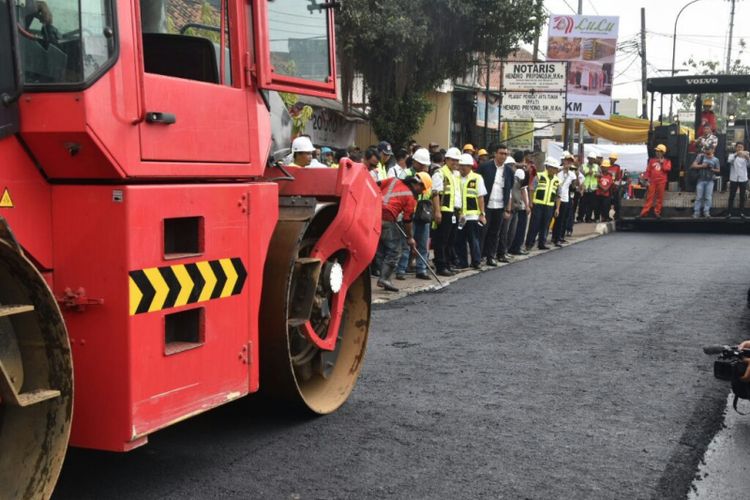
[737,340,750,381]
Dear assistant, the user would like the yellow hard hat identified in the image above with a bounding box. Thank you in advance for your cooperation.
[463,144,475,153]
[416,171,432,194]
[601,159,611,167]
[655,144,667,153]
[477,149,488,156]
[608,153,618,160]
[703,98,714,107]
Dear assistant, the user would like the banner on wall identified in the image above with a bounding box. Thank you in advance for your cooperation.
[546,15,619,120]
[476,93,500,129]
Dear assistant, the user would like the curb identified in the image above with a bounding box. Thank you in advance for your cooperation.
[372,226,615,305]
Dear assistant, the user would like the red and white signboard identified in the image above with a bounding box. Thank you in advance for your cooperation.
[546,15,619,120]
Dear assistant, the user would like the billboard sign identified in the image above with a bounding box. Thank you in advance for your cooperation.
[501,62,567,122]
[547,15,619,120]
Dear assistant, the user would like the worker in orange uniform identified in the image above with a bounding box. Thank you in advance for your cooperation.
[595,160,615,222]
[639,144,672,219]
[377,176,426,292]
[697,98,718,137]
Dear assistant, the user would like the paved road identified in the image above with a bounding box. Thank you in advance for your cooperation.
[53,233,749,499]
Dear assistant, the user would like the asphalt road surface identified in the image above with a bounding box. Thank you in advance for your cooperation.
[53,233,750,499]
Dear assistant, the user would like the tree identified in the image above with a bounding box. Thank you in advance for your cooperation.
[337,0,544,147]
[676,39,750,128]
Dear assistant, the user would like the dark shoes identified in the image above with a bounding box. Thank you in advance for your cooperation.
[416,273,432,280]
[437,269,454,277]
[538,245,550,250]
[471,262,481,270]
[377,280,399,292]
[395,274,406,280]
[554,242,563,248]
[486,258,498,267]
[497,255,510,263]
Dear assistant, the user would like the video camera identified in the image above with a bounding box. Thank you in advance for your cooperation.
[704,345,750,413]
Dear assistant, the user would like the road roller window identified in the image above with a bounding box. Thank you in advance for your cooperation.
[267,0,330,82]
[251,0,337,98]
[1,0,20,139]
[140,0,233,86]
[16,0,115,85]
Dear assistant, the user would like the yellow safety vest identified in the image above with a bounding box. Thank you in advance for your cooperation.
[376,162,388,181]
[583,163,600,191]
[462,172,481,216]
[440,165,456,213]
[533,171,561,207]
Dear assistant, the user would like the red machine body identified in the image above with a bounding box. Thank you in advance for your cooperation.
[0,0,380,465]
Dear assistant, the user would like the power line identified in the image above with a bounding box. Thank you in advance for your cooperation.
[561,0,578,14]
[586,0,599,15]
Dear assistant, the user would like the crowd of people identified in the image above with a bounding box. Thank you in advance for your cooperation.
[288,138,627,292]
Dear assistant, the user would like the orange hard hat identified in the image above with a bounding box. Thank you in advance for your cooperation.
[416,171,432,194]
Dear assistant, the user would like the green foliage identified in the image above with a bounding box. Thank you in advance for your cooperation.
[676,39,750,126]
[337,0,544,147]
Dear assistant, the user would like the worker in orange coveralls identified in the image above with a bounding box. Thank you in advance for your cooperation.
[639,144,672,219]
[377,176,425,292]
[697,98,718,137]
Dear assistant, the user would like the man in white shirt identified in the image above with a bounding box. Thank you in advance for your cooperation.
[727,142,750,218]
[478,144,511,266]
[454,154,488,269]
[552,153,578,246]
[387,149,409,179]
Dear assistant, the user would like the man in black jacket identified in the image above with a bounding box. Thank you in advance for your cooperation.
[478,144,515,266]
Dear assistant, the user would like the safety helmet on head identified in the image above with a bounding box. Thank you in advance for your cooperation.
[412,148,431,166]
[292,136,315,153]
[655,144,667,153]
[445,147,462,161]
[459,153,475,166]
[477,148,488,157]
[544,157,561,169]
[416,171,432,193]
[463,144,476,153]
[608,152,618,160]
[503,156,516,165]
[703,98,714,107]
[601,159,611,168]
[587,152,597,159]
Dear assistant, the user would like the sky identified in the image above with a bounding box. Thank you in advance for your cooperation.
[535,0,750,109]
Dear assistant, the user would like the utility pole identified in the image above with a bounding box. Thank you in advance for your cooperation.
[532,0,542,60]
[720,0,738,127]
[640,8,648,119]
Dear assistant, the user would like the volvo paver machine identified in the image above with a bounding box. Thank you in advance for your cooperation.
[619,74,750,232]
[0,0,381,497]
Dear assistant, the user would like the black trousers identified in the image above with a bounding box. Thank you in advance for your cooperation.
[552,201,569,243]
[568,191,580,231]
[728,181,748,215]
[482,208,504,261]
[526,204,555,248]
[596,195,611,221]
[432,211,456,271]
[580,192,596,222]
[612,186,622,219]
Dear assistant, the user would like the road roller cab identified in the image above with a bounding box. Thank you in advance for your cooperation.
[0,0,381,496]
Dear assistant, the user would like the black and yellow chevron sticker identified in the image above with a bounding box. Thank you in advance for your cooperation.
[129,258,248,315]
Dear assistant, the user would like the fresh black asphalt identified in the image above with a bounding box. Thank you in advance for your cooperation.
[53,233,748,499]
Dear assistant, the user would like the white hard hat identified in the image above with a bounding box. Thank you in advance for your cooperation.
[586,151,597,159]
[445,147,462,161]
[292,136,315,153]
[544,157,561,169]
[412,148,431,166]
[503,156,516,165]
[459,153,474,166]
